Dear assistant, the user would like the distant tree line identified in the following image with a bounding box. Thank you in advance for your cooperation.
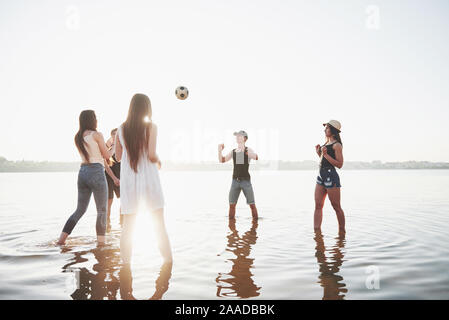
[0,156,448,172]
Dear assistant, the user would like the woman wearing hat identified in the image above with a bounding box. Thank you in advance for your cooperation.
[314,120,346,233]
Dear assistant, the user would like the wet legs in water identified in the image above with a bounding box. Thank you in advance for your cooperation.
[229,204,236,219]
[107,198,113,232]
[228,203,258,220]
[120,209,173,264]
[120,214,137,264]
[250,204,258,220]
[106,198,122,232]
[58,175,107,245]
[314,184,345,233]
[151,208,173,263]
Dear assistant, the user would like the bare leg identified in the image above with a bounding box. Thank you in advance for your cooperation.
[327,187,345,233]
[314,184,327,231]
[120,214,137,264]
[107,198,113,232]
[249,204,258,220]
[97,235,106,245]
[229,204,236,220]
[57,232,69,245]
[151,208,173,263]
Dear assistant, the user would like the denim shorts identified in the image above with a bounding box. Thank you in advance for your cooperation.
[316,167,341,189]
[229,178,255,205]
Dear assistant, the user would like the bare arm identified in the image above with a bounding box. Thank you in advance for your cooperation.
[104,160,119,185]
[323,143,344,169]
[218,144,232,163]
[315,144,322,157]
[115,131,123,162]
[148,124,160,165]
[93,132,114,160]
[246,147,258,160]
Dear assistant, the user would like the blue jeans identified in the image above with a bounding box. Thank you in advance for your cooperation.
[229,178,255,205]
[62,163,108,236]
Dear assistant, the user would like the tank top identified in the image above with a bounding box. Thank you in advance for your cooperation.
[320,141,338,169]
[232,147,250,179]
[79,132,104,166]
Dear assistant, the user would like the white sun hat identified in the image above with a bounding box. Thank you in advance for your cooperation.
[323,120,341,132]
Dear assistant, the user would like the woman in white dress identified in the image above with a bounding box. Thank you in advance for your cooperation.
[115,93,172,264]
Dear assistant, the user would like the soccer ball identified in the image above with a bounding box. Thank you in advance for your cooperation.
[175,86,189,100]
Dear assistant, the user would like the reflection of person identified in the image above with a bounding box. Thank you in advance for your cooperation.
[216,219,260,298]
[218,130,259,220]
[62,246,172,300]
[104,128,122,231]
[149,262,173,300]
[314,231,347,300]
[115,93,172,264]
[58,110,114,245]
[314,120,346,233]
[63,246,121,300]
[119,263,135,300]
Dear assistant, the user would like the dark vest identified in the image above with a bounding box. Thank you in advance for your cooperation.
[320,141,338,168]
[232,147,250,180]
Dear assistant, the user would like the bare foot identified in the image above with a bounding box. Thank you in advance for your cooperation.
[57,232,69,245]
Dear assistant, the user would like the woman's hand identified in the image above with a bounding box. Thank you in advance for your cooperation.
[315,144,321,156]
[157,159,162,170]
[113,178,120,186]
[321,146,328,156]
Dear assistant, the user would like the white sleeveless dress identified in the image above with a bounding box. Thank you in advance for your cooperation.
[117,125,165,214]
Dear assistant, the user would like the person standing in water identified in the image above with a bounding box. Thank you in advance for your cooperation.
[105,128,121,231]
[115,93,172,264]
[314,120,346,233]
[218,130,259,220]
[58,110,114,245]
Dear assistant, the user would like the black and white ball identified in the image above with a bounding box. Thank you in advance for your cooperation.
[175,86,189,100]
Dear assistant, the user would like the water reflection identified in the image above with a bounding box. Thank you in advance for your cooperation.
[314,231,348,300]
[216,219,261,298]
[61,246,172,300]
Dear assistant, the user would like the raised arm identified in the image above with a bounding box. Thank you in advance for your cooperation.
[315,144,322,157]
[246,147,258,160]
[94,132,114,160]
[322,143,344,169]
[218,144,232,163]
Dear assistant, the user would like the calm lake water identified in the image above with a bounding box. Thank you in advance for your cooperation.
[1,170,449,300]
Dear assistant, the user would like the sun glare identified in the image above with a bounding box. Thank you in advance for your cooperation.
[132,211,159,258]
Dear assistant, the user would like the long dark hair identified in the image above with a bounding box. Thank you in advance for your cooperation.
[329,125,343,146]
[75,110,97,162]
[122,93,152,172]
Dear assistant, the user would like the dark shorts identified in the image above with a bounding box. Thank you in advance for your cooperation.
[317,167,341,189]
[106,172,120,199]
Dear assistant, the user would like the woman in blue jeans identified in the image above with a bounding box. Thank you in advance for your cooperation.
[57,110,115,245]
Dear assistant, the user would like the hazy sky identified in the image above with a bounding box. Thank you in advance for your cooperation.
[1,0,448,163]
